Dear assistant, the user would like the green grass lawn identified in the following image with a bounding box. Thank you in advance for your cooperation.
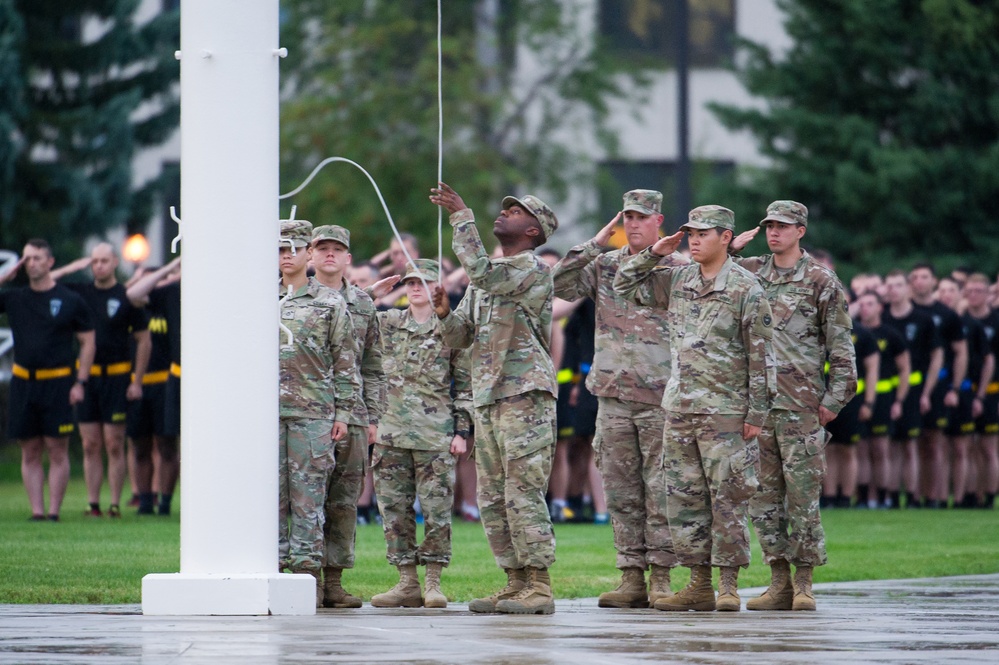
[0,471,997,604]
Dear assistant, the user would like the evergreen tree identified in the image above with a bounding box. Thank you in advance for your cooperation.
[708,0,999,275]
[0,1,178,261]
[278,0,639,259]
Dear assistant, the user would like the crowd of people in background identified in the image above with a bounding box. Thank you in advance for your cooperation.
[823,264,999,512]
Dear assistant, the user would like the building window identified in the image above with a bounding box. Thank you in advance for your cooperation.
[599,0,735,68]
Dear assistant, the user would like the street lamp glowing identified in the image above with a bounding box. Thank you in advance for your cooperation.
[123,234,151,263]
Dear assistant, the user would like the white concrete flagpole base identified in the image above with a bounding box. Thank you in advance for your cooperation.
[140,0,307,615]
[142,573,316,616]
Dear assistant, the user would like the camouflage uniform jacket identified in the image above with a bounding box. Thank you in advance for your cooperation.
[736,250,857,414]
[553,238,687,406]
[614,252,775,427]
[339,281,386,427]
[377,308,473,451]
[279,277,360,420]
[438,208,557,407]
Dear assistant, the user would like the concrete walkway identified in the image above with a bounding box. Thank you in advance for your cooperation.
[2,575,998,664]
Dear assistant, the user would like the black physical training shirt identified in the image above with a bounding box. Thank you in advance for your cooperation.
[961,314,992,389]
[970,309,999,383]
[0,284,93,368]
[883,307,941,375]
[65,282,149,364]
[914,301,965,370]
[868,322,907,382]
[853,324,879,377]
[147,281,181,365]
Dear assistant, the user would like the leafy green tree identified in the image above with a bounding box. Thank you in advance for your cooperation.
[0,0,178,262]
[708,0,999,277]
[279,0,639,260]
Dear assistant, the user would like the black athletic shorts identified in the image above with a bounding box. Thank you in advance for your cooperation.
[163,373,181,438]
[921,380,950,431]
[976,391,999,435]
[573,382,598,438]
[893,387,922,441]
[126,380,168,439]
[827,393,863,445]
[7,376,76,439]
[77,373,129,425]
[945,389,975,437]
[555,380,576,439]
[866,391,894,438]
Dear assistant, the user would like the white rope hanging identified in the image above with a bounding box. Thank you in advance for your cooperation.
[279,0,446,296]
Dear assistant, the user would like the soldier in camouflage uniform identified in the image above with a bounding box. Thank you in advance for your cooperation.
[369,260,473,609]
[552,190,687,608]
[615,205,775,613]
[429,181,559,615]
[311,224,387,608]
[729,201,856,611]
[278,220,358,607]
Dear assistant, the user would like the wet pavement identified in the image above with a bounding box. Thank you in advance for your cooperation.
[1,575,997,664]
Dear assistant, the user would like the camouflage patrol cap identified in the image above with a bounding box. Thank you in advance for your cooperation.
[280,220,313,248]
[622,189,663,215]
[311,224,350,249]
[501,194,559,241]
[761,200,808,228]
[402,259,440,284]
[681,205,735,231]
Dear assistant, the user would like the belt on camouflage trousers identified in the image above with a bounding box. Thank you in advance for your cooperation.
[11,364,72,380]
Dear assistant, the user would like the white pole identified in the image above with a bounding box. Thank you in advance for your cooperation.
[142,0,313,615]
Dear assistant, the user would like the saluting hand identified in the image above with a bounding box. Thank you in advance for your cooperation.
[730,227,759,254]
[0,257,24,284]
[594,213,622,248]
[650,231,684,257]
[368,274,401,299]
[432,285,451,318]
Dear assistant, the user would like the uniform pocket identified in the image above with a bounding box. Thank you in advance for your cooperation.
[804,426,829,456]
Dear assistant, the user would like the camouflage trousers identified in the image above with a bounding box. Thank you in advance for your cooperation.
[322,424,366,569]
[750,408,828,567]
[595,397,677,570]
[279,417,335,572]
[475,391,557,570]
[372,444,456,566]
[664,413,760,568]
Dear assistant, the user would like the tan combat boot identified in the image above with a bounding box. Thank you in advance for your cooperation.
[468,568,527,614]
[370,564,423,608]
[746,559,793,611]
[648,565,673,605]
[716,566,741,611]
[322,566,363,609]
[792,566,816,611]
[598,567,648,608]
[495,567,556,615]
[654,565,715,612]
[423,562,448,609]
